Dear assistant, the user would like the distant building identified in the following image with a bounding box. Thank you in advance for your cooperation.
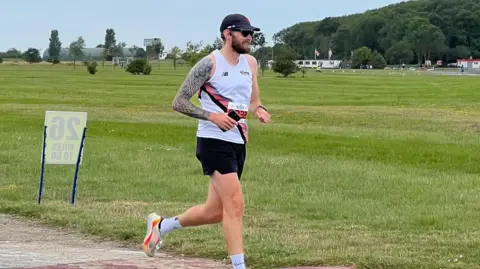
[457,58,480,69]
[42,47,137,61]
[295,59,342,69]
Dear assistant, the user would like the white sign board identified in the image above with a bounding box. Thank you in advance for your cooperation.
[43,111,87,165]
[144,38,160,46]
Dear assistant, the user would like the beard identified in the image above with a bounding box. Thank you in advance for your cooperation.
[231,35,250,54]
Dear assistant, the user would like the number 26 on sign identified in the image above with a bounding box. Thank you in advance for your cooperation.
[38,111,88,206]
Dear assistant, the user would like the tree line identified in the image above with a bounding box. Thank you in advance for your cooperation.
[0,28,164,69]
[3,0,478,71]
[269,0,480,67]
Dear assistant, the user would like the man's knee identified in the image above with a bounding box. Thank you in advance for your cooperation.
[225,192,244,218]
[211,171,244,218]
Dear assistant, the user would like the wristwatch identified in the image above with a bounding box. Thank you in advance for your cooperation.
[256,105,268,112]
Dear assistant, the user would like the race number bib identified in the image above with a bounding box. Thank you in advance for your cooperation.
[227,102,248,120]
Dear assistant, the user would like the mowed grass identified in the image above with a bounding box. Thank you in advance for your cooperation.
[1,62,480,269]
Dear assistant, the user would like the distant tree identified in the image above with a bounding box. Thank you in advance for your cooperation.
[103,28,116,66]
[183,41,209,66]
[135,48,147,58]
[405,17,446,64]
[152,40,165,68]
[272,46,299,77]
[4,48,21,58]
[270,0,480,65]
[259,56,269,76]
[213,37,223,50]
[385,41,414,65]
[23,48,42,63]
[48,30,62,64]
[331,25,353,60]
[447,45,471,62]
[69,36,85,69]
[252,32,266,51]
[251,33,268,76]
[351,46,373,68]
[152,41,165,59]
[129,45,140,58]
[370,52,387,69]
[111,42,126,68]
[167,46,182,69]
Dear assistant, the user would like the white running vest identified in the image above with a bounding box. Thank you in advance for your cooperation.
[196,50,253,144]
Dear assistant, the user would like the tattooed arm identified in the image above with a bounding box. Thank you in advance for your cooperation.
[172,56,214,120]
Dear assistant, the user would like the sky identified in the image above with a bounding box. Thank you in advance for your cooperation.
[1,0,406,54]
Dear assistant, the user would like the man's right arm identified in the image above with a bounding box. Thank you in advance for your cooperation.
[172,56,213,120]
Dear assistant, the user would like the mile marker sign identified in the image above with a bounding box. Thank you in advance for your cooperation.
[38,111,88,206]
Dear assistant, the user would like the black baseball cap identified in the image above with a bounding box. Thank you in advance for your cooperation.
[220,14,260,32]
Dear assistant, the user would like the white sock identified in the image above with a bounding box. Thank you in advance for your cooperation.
[159,217,183,235]
[230,253,246,269]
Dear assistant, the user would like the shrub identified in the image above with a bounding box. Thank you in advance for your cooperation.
[0,58,3,64]
[143,64,152,75]
[86,61,97,74]
[272,59,299,77]
[126,58,152,75]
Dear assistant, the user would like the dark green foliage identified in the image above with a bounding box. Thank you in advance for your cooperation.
[272,46,299,77]
[272,59,298,77]
[126,58,152,75]
[273,0,480,64]
[370,52,387,69]
[48,30,62,64]
[22,48,42,63]
[86,61,97,74]
[143,64,152,75]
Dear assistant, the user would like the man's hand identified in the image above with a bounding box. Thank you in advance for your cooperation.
[255,107,270,124]
[209,113,238,131]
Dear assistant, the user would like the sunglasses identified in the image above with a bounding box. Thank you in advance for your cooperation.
[230,29,254,37]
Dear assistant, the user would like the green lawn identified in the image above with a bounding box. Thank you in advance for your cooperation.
[0,63,479,269]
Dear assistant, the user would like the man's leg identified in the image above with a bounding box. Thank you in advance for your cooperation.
[142,182,223,257]
[210,171,246,269]
[176,181,223,227]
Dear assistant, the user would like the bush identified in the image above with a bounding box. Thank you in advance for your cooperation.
[86,61,97,74]
[143,64,152,75]
[370,52,387,69]
[0,58,3,64]
[126,58,152,75]
[272,59,299,77]
[47,58,60,64]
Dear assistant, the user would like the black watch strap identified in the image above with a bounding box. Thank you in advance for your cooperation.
[256,105,268,112]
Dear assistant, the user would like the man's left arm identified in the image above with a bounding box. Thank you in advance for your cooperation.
[246,55,270,123]
[246,55,264,114]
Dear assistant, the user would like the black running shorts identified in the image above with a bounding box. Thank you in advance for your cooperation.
[195,137,246,179]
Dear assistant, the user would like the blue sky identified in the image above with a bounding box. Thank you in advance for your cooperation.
[1,0,405,53]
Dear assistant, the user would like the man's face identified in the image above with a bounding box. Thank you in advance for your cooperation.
[229,29,253,54]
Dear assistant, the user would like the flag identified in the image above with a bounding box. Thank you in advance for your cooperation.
[315,48,320,60]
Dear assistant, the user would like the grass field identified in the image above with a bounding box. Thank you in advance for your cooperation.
[1,62,479,269]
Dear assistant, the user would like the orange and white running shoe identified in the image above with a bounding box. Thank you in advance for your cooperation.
[143,212,163,257]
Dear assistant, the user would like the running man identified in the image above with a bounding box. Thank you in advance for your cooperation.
[142,14,270,269]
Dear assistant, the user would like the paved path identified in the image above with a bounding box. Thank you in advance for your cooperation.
[0,214,351,269]
[0,214,229,269]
